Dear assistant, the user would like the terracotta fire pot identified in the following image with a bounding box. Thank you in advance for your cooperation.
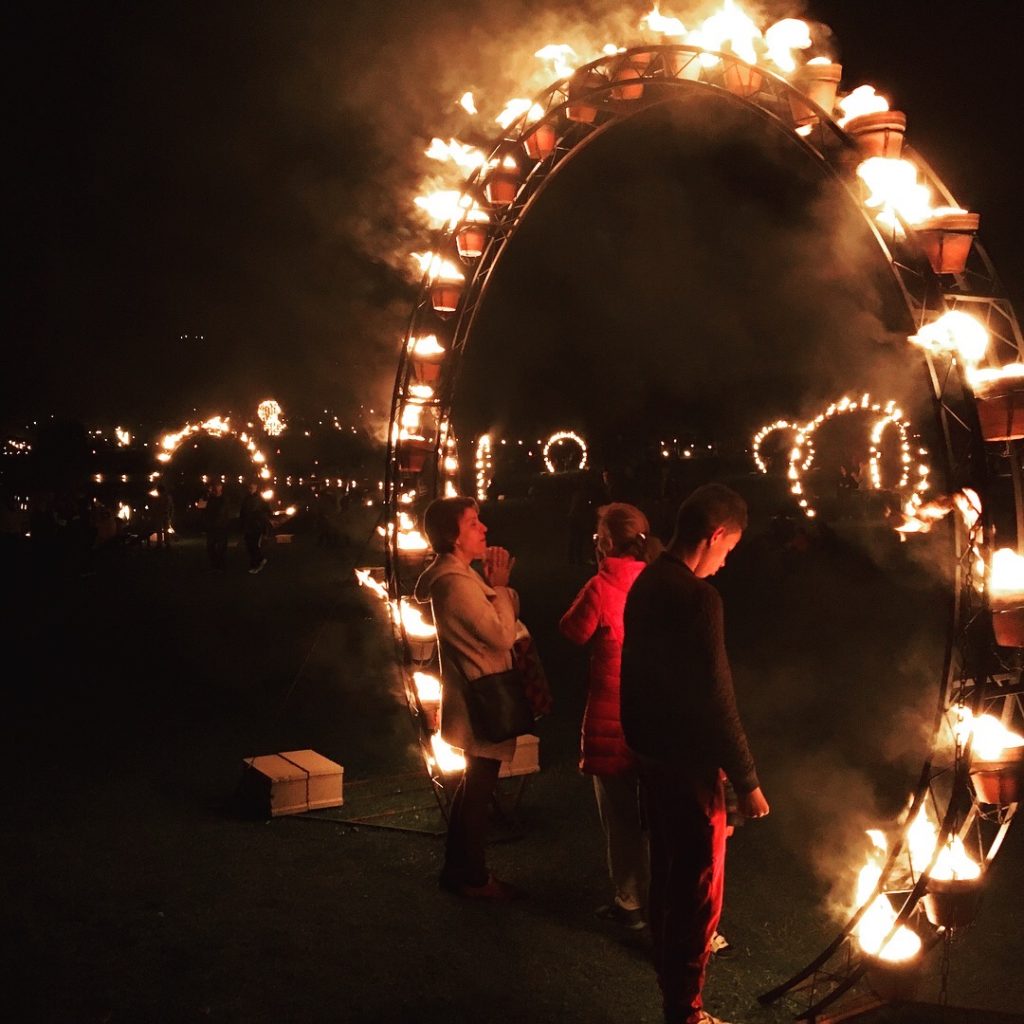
[524,122,557,161]
[973,376,1024,442]
[970,744,1024,804]
[665,48,702,81]
[915,212,980,275]
[789,62,842,125]
[723,60,763,98]
[406,635,438,663]
[411,358,442,384]
[991,601,1024,646]
[845,110,907,158]
[611,52,653,100]
[430,283,462,317]
[398,437,433,474]
[567,69,607,123]
[455,223,487,259]
[863,954,923,1003]
[922,876,982,929]
[419,697,440,733]
[484,170,519,206]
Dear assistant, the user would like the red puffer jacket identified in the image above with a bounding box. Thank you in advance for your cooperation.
[559,556,646,776]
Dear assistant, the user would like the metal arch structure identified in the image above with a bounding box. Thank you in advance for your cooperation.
[381,44,1024,1016]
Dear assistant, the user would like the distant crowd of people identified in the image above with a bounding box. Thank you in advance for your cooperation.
[417,486,768,1024]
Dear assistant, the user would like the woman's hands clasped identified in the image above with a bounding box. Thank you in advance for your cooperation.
[482,546,516,588]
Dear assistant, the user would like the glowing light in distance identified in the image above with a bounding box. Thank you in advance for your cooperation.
[543,430,588,473]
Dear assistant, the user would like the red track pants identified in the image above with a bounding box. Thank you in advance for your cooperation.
[640,766,728,1024]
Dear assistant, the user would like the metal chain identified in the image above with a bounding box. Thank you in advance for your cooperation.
[939,927,953,1005]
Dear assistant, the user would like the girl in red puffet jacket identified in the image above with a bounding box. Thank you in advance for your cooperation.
[559,502,661,929]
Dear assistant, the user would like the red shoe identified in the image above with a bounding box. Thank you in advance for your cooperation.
[441,874,526,900]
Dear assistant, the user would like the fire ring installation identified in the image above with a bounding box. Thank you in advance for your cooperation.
[156,415,276,495]
[363,22,1024,1019]
[542,429,589,473]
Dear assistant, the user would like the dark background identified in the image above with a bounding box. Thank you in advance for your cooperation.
[9,0,1024,429]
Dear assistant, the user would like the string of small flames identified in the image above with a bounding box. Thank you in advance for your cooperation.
[757,396,930,519]
[156,415,276,501]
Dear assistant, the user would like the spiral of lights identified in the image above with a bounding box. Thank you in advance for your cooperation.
[474,433,493,501]
[543,430,588,473]
[785,394,930,517]
[257,399,286,436]
[752,419,796,473]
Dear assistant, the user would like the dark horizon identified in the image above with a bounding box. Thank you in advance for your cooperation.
[10,1,1023,429]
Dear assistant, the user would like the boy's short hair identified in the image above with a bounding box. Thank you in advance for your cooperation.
[423,496,478,554]
[672,484,748,546]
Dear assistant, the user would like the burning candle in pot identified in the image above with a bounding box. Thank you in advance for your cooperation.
[854,830,923,963]
[915,210,981,275]
[969,364,1024,442]
[483,149,521,206]
[839,85,906,158]
[415,251,466,318]
[567,68,608,124]
[408,334,445,384]
[955,705,1024,805]
[391,597,437,661]
[427,734,466,775]
[454,207,491,259]
[413,670,442,732]
[789,58,843,126]
[906,804,984,928]
[988,548,1024,645]
[611,50,654,100]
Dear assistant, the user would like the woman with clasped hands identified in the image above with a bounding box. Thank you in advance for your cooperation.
[415,497,525,900]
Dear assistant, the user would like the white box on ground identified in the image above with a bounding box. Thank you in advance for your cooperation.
[241,749,344,816]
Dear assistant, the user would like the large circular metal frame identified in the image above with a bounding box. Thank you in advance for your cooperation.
[382,45,1024,1018]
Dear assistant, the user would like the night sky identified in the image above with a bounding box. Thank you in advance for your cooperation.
[9,0,1024,433]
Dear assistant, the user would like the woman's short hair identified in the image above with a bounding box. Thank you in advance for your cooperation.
[596,503,662,563]
[423,496,478,554]
[672,484,748,546]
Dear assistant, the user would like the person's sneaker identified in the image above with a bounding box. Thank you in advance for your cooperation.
[595,903,646,930]
[709,930,734,957]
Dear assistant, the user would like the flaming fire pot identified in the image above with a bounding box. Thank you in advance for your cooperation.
[397,438,433,474]
[566,69,607,124]
[789,62,842,125]
[430,283,463,318]
[916,212,980,275]
[845,110,907,158]
[610,51,653,101]
[455,223,487,260]
[970,744,1024,804]
[991,601,1024,647]
[862,952,924,1003]
[723,61,763,99]
[524,122,557,161]
[974,377,1024,442]
[922,875,984,929]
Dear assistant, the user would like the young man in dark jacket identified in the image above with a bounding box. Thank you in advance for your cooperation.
[621,483,770,1024]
